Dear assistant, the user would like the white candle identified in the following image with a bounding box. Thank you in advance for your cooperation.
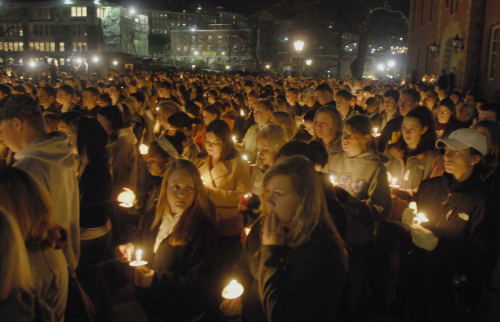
[242,155,248,161]
[391,177,397,185]
[389,177,400,188]
[222,280,244,299]
[373,127,380,137]
[136,249,142,261]
[139,144,149,155]
[329,175,337,186]
[129,249,148,267]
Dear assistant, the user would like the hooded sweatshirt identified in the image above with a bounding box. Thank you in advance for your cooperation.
[325,149,392,245]
[15,131,80,270]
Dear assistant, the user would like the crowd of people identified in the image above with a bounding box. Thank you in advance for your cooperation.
[0,63,500,322]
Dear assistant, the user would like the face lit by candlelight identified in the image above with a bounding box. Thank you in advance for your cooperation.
[264,175,300,224]
[167,168,196,214]
[204,132,223,159]
[257,138,279,166]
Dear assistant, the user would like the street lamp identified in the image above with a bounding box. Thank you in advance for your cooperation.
[266,64,270,69]
[452,34,464,53]
[129,8,135,14]
[194,51,198,55]
[294,40,304,78]
[429,41,440,57]
[387,60,396,68]
[377,63,385,71]
[192,64,195,69]
[113,60,118,66]
[92,56,99,63]
[29,61,36,67]
[306,59,312,66]
[76,58,82,64]
[226,65,230,70]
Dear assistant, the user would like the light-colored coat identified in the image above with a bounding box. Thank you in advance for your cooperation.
[195,155,251,236]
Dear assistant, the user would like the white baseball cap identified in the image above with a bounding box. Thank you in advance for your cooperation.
[436,128,488,156]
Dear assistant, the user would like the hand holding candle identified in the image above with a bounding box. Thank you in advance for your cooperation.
[389,177,400,188]
[129,249,148,267]
[240,109,245,116]
[117,188,136,208]
[414,213,429,225]
[232,136,237,143]
[330,175,337,186]
[373,127,381,137]
[222,280,244,299]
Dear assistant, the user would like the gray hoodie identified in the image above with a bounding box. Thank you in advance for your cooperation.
[14,132,80,270]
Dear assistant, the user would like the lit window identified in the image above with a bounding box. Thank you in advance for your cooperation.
[60,58,65,66]
[50,42,55,52]
[488,26,500,80]
[40,42,44,51]
[60,42,65,52]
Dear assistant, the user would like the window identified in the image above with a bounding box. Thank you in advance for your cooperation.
[198,45,203,51]
[71,7,87,17]
[488,27,500,80]
[218,45,223,51]
[191,36,195,42]
[60,42,64,52]
[184,36,187,42]
[176,36,181,41]
[430,0,435,22]
[208,36,212,42]
[207,45,211,51]
[191,45,195,51]
[199,36,203,41]
[218,35,223,41]
[60,58,65,66]
[233,45,238,51]
[184,46,188,51]
[451,0,458,14]
[50,42,55,52]
[177,45,181,51]
[420,0,425,27]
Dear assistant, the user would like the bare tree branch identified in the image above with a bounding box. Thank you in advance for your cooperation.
[369,6,409,24]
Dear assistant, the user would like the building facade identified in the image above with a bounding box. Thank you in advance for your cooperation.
[407,0,499,99]
[170,26,253,70]
[0,0,148,66]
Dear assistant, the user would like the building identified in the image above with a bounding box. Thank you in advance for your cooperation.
[170,25,253,70]
[0,0,148,67]
[407,0,500,99]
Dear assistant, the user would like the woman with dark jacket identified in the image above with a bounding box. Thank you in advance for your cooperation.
[397,128,495,321]
[221,156,348,322]
[116,159,219,322]
[435,98,467,140]
[72,117,114,317]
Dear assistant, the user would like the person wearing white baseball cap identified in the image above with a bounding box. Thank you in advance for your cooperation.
[392,127,495,321]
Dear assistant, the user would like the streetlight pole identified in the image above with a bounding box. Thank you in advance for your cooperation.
[294,40,304,79]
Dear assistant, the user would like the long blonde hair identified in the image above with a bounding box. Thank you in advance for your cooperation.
[152,159,215,245]
[270,111,298,140]
[256,124,289,152]
[0,167,61,246]
[0,208,33,300]
[260,156,346,257]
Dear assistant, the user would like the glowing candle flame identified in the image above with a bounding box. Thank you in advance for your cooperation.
[139,144,149,155]
[240,109,245,116]
[244,194,249,198]
[136,249,142,261]
[243,155,248,161]
[117,188,136,208]
[201,176,206,185]
[374,128,378,134]
[392,177,397,185]
[415,213,429,225]
[232,136,237,143]
[222,280,244,299]
[330,175,337,186]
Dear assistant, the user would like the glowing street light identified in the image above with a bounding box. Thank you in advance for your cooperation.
[92,56,99,63]
[266,64,270,69]
[294,40,304,78]
[113,60,118,66]
[306,59,312,66]
[377,63,385,71]
[388,60,396,68]
[226,65,230,70]
[194,51,198,55]
[192,64,195,69]
[76,58,82,64]
[129,8,135,14]
[29,61,36,67]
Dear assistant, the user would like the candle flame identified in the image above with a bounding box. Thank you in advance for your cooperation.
[374,127,378,134]
[139,144,149,155]
[232,136,237,143]
[118,188,136,207]
[409,202,417,211]
[392,177,397,185]
[416,213,429,223]
[330,175,336,185]
[240,110,245,116]
[136,249,142,257]
[222,279,244,299]
[243,155,248,161]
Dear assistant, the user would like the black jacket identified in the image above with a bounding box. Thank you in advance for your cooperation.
[135,207,220,322]
[237,221,347,322]
[441,117,467,139]
[413,172,493,275]
[78,161,113,228]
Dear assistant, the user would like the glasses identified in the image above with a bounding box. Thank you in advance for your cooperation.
[0,119,13,129]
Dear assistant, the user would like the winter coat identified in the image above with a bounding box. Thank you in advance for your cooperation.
[134,207,220,322]
[108,126,138,197]
[195,155,251,236]
[14,131,80,270]
[237,220,348,322]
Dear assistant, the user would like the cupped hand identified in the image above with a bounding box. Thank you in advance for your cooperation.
[134,266,155,288]
[262,212,285,246]
[115,243,134,263]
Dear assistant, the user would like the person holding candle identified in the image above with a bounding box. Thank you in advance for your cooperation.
[221,156,348,321]
[240,100,273,163]
[394,128,494,321]
[116,159,219,322]
[434,98,467,140]
[0,167,69,322]
[194,120,251,267]
[325,114,392,320]
[167,111,200,161]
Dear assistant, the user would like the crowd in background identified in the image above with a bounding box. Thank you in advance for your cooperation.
[1,61,500,322]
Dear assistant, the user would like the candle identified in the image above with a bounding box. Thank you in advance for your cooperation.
[389,177,400,188]
[156,106,160,111]
[329,175,337,186]
[117,188,136,208]
[201,176,206,185]
[414,212,429,225]
[373,127,380,137]
[240,109,245,116]
[232,136,237,143]
[242,155,248,161]
[139,144,149,155]
[409,202,417,211]
[129,249,148,267]
[222,280,244,299]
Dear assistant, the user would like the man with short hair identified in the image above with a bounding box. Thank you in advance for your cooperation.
[301,87,321,115]
[286,87,303,117]
[38,86,60,116]
[315,83,336,107]
[56,85,80,113]
[0,84,11,99]
[0,94,80,270]
[81,87,100,118]
[335,90,355,121]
